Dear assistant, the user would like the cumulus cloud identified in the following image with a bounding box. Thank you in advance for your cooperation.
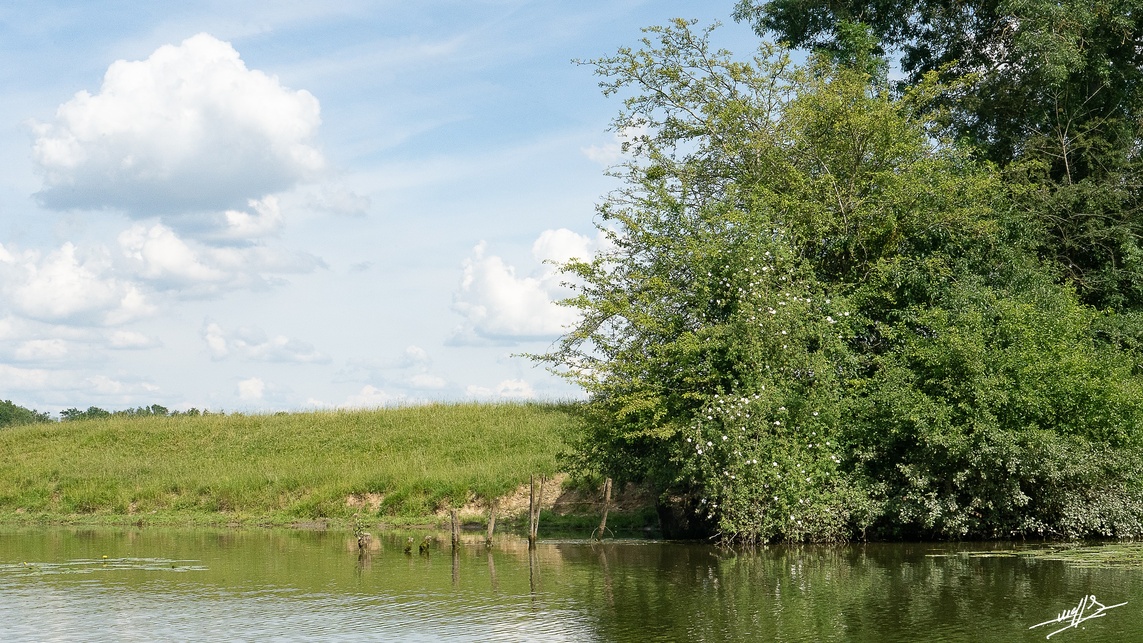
[218,195,285,239]
[237,376,265,401]
[450,228,604,344]
[0,227,323,331]
[119,224,227,284]
[32,33,324,216]
[0,242,154,325]
[119,222,325,293]
[465,379,536,400]
[202,321,328,363]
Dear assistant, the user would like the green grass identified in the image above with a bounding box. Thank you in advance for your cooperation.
[0,402,580,527]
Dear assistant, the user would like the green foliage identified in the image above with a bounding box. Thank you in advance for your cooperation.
[0,400,51,428]
[59,404,199,421]
[734,0,1143,311]
[850,269,1143,538]
[541,19,1143,543]
[60,406,112,421]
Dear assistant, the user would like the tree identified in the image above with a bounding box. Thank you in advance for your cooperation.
[0,399,51,428]
[60,406,112,421]
[734,0,1143,311]
[118,404,171,417]
[541,20,1143,542]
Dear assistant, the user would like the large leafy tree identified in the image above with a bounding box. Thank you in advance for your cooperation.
[543,20,1143,542]
[734,0,1143,311]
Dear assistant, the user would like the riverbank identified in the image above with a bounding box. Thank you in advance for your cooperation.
[0,473,660,537]
[0,402,656,535]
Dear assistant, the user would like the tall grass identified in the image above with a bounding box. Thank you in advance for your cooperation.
[0,402,579,523]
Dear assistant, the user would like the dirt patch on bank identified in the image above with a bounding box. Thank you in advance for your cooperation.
[346,493,384,512]
[429,474,655,521]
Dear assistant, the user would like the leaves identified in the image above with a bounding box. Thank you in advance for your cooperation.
[737,0,1143,310]
[541,19,1143,542]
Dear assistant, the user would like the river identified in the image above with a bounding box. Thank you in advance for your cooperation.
[1,528,1140,641]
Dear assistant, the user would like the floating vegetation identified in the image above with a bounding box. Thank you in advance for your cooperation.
[0,557,207,575]
[925,543,1143,569]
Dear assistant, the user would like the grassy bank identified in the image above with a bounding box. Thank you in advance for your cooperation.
[0,402,584,528]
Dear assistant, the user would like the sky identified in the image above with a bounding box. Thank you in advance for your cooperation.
[0,1,762,414]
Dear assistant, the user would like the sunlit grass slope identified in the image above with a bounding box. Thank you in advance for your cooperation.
[0,403,578,525]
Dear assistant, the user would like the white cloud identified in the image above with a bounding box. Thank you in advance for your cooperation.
[451,228,603,343]
[343,385,405,408]
[332,345,449,397]
[304,186,371,217]
[201,321,329,363]
[0,316,160,356]
[401,344,431,368]
[106,330,160,349]
[119,224,227,285]
[209,243,325,277]
[219,195,285,239]
[0,317,18,340]
[0,364,51,390]
[465,378,536,400]
[581,125,648,167]
[531,227,598,266]
[203,322,230,359]
[237,376,265,401]
[119,222,325,293]
[0,365,160,409]
[450,241,575,341]
[86,374,159,396]
[0,242,155,325]
[13,339,68,361]
[32,33,324,216]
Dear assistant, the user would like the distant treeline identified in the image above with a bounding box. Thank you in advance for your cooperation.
[0,399,208,428]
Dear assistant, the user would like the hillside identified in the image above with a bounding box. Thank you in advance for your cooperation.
[0,403,581,527]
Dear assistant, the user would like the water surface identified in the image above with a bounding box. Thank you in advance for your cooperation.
[1,528,1140,641]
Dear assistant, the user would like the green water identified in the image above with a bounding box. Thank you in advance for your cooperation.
[1,528,1141,641]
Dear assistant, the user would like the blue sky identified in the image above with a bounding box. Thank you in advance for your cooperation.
[0,1,761,413]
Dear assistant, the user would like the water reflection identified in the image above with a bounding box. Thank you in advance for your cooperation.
[0,529,1140,641]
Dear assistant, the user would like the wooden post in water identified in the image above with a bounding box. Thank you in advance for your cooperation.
[450,509,460,548]
[597,477,613,540]
[487,549,499,592]
[528,475,536,546]
[486,499,497,546]
[452,542,460,588]
[528,475,545,546]
[528,543,540,597]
